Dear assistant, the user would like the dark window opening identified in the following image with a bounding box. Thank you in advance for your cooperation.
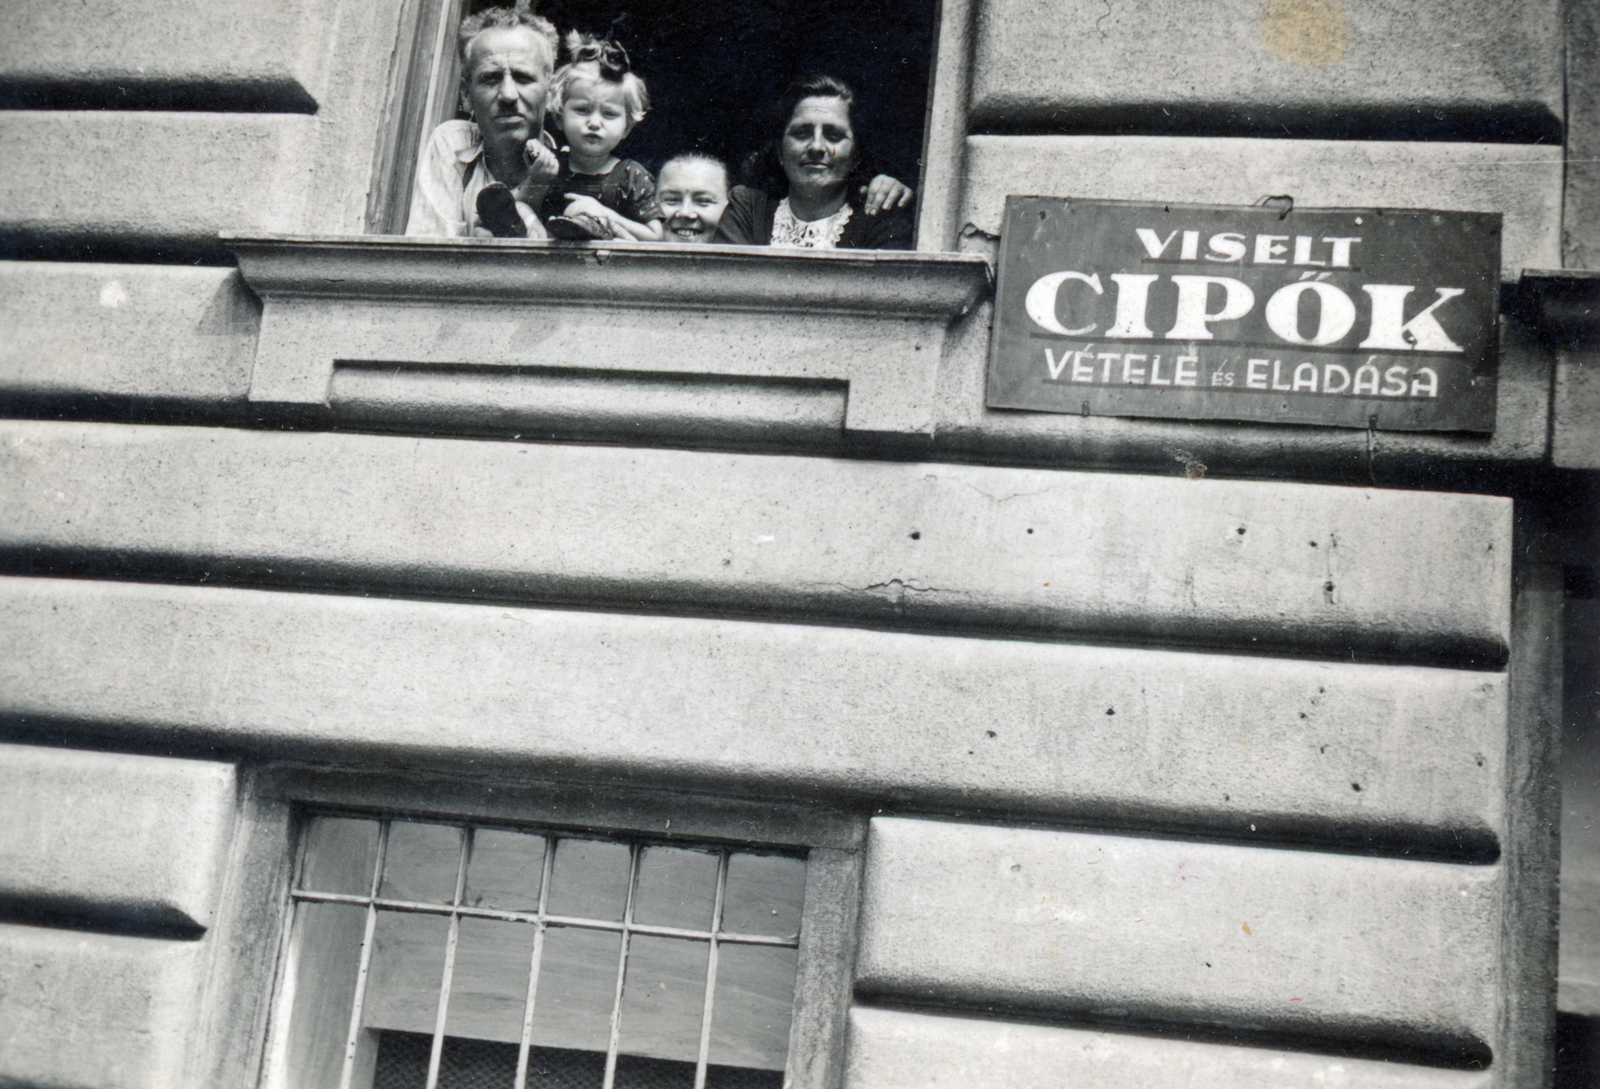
[378,0,939,237]
[513,0,938,188]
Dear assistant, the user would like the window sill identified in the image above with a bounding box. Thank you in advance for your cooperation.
[227,234,992,435]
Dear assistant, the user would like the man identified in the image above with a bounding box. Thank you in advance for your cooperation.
[406,5,561,238]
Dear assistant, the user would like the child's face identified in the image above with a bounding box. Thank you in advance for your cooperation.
[560,77,631,163]
[657,160,730,243]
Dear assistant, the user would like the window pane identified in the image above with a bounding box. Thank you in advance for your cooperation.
[363,910,451,1036]
[631,847,718,931]
[615,1054,695,1089]
[706,944,797,1072]
[545,838,631,921]
[465,828,546,911]
[444,916,536,1044]
[528,926,621,1053]
[371,1030,430,1089]
[380,822,464,904]
[720,854,805,938]
[371,1031,524,1089]
[618,935,708,1064]
[703,1065,783,1089]
[524,1045,605,1089]
[282,901,369,1088]
[300,817,380,895]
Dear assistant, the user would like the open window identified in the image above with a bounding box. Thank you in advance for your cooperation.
[368,0,940,243]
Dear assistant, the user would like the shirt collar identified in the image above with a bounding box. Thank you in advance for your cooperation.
[456,123,486,165]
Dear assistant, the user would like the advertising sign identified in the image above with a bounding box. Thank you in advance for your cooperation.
[987,198,1500,432]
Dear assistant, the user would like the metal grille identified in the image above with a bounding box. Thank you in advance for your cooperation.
[285,816,803,1089]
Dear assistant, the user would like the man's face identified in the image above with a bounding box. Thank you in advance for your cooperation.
[657,159,730,243]
[464,27,552,147]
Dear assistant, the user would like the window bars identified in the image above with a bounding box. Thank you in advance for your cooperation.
[277,814,804,1089]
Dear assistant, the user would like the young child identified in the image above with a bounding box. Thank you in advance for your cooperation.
[655,152,731,243]
[539,33,664,241]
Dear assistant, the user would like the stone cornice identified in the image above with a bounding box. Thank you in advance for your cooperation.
[225,234,992,320]
[223,234,993,435]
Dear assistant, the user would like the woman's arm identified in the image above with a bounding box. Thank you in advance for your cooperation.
[842,201,914,250]
[712,187,770,245]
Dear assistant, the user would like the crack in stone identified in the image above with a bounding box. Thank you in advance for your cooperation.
[927,473,1068,505]
[854,579,943,605]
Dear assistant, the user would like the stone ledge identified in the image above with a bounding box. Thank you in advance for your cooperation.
[227,234,992,434]
[226,234,992,316]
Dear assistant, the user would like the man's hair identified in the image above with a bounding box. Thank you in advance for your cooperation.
[457,1,559,73]
[549,31,650,127]
[658,152,730,195]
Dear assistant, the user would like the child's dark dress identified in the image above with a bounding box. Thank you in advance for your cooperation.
[539,156,663,226]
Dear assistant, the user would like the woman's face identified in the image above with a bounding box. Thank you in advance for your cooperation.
[780,96,855,195]
[657,159,730,242]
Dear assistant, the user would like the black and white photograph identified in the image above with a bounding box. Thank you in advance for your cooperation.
[1,1,1598,1087]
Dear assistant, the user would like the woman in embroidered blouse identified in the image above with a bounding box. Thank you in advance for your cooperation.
[714,75,914,250]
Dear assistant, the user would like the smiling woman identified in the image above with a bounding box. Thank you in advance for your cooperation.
[714,74,913,250]
[655,153,731,243]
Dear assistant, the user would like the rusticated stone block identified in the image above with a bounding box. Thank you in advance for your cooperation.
[846,1005,1493,1089]
[0,421,1512,664]
[0,923,204,1088]
[0,743,236,932]
[961,136,1562,278]
[0,577,1506,850]
[970,0,1562,139]
[855,817,1499,1058]
[0,262,256,405]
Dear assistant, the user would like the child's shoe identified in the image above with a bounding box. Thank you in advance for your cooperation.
[545,212,614,241]
[475,184,527,238]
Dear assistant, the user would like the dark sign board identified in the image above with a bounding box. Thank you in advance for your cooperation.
[987,197,1500,432]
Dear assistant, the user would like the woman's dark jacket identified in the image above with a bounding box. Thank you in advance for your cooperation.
[713,186,913,249]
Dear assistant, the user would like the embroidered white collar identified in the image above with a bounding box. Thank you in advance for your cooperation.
[771,198,853,249]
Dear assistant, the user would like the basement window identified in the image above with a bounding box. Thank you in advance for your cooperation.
[264,812,809,1089]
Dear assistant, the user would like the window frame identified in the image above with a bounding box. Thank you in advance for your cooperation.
[211,765,865,1089]
[362,0,976,251]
